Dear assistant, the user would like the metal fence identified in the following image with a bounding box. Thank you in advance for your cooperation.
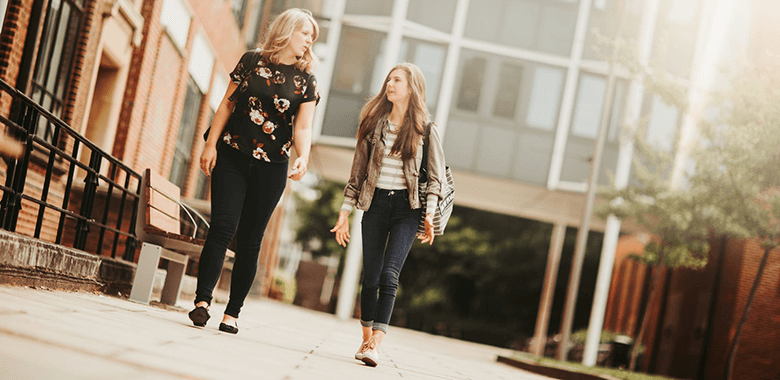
[0,78,141,261]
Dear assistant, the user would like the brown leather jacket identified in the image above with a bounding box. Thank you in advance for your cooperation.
[343,117,447,211]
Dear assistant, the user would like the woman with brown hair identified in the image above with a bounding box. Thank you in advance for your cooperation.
[188,8,320,334]
[331,63,447,366]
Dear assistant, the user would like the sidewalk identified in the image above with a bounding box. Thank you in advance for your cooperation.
[0,285,552,380]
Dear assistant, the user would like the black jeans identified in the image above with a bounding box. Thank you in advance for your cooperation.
[360,188,421,334]
[195,144,287,318]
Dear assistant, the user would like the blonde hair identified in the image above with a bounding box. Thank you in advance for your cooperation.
[261,8,320,73]
[357,63,429,161]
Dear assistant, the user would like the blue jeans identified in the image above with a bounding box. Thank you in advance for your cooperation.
[360,188,421,334]
[195,144,288,318]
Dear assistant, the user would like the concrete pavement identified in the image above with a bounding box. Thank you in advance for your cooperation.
[0,285,551,380]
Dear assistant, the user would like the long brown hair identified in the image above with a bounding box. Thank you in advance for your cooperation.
[356,63,429,161]
[261,8,320,73]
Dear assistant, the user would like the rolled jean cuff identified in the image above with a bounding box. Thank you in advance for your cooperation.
[360,319,373,328]
[372,322,389,334]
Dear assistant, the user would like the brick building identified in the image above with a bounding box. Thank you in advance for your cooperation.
[0,0,297,295]
[604,234,780,380]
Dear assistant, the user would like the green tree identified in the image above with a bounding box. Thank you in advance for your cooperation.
[293,180,344,258]
[689,61,780,380]
[598,126,712,370]
[600,59,780,377]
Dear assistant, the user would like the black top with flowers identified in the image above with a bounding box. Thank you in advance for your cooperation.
[221,49,319,163]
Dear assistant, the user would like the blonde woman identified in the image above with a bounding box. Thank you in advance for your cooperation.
[188,8,320,334]
[331,63,447,366]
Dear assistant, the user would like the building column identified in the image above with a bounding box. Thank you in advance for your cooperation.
[431,0,469,136]
[380,0,409,76]
[335,210,363,320]
[531,221,567,356]
[311,0,346,141]
[546,0,593,190]
[582,0,661,366]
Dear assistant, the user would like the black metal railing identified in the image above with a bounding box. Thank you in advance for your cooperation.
[0,78,141,261]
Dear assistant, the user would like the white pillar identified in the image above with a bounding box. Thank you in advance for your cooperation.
[336,210,363,320]
[546,0,593,190]
[582,0,661,367]
[380,0,409,76]
[531,222,567,356]
[432,0,469,136]
[670,0,735,187]
[311,0,346,141]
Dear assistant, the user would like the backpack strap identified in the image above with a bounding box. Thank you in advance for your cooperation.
[420,121,433,182]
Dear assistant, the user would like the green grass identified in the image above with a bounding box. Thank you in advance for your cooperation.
[511,351,678,380]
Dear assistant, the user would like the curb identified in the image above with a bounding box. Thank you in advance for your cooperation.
[497,355,621,380]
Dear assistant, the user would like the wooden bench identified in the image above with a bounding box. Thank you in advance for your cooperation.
[129,169,213,305]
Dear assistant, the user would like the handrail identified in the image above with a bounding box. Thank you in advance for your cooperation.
[0,77,142,260]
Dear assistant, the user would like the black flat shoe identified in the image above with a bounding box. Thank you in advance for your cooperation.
[219,322,239,334]
[188,306,210,327]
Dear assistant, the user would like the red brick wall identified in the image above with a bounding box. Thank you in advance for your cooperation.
[723,241,780,380]
[0,0,33,113]
[611,234,780,379]
[604,234,650,337]
[113,0,162,162]
[654,238,721,379]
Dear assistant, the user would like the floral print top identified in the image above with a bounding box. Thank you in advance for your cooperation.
[222,49,319,163]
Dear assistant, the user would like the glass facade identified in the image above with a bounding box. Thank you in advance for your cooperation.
[399,37,446,115]
[583,0,643,61]
[464,0,579,57]
[321,26,386,138]
[560,74,627,185]
[406,0,456,33]
[445,50,565,185]
[30,0,84,142]
[315,0,694,191]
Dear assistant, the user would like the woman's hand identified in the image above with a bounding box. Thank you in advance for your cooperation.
[289,156,308,181]
[330,210,351,247]
[418,213,435,245]
[200,145,218,176]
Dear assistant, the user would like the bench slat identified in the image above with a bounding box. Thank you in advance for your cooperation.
[149,206,180,234]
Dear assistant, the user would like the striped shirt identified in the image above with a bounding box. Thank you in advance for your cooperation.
[376,122,407,191]
[342,122,439,215]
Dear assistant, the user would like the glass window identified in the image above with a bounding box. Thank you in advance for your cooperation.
[188,31,214,93]
[560,74,626,185]
[476,126,516,177]
[645,94,679,152]
[29,0,83,142]
[447,51,563,186]
[345,0,392,16]
[443,118,480,170]
[170,78,203,188]
[493,63,523,119]
[465,0,578,57]
[160,0,191,51]
[1,1,8,26]
[456,57,486,112]
[209,74,228,112]
[321,26,386,138]
[571,74,606,139]
[583,0,643,61]
[406,0,455,33]
[400,38,446,116]
[526,67,564,130]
